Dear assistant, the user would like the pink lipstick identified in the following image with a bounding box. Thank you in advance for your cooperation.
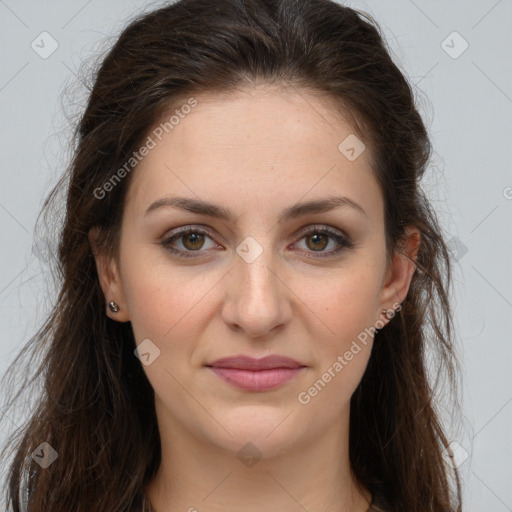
[205,355,306,392]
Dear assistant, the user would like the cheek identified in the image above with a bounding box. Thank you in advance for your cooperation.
[123,272,181,343]
[121,260,216,402]
[121,256,218,356]
[303,265,382,346]
[295,269,380,402]
[297,288,376,416]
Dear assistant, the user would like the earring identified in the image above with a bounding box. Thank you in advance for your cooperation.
[376,304,402,334]
[376,310,392,336]
[108,301,119,313]
[382,303,403,319]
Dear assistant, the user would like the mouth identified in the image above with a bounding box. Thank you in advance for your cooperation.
[205,355,307,392]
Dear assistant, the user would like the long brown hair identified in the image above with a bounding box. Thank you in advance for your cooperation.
[0,0,462,510]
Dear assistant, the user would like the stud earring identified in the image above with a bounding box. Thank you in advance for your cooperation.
[382,303,403,320]
[375,310,392,336]
[376,304,402,335]
[108,301,119,313]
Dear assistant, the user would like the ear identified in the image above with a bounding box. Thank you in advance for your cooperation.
[88,226,130,322]
[377,225,421,327]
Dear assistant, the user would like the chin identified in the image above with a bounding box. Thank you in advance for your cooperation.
[202,407,303,457]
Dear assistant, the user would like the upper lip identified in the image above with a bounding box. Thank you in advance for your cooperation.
[206,355,305,370]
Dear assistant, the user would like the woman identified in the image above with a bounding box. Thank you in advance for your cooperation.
[0,0,463,510]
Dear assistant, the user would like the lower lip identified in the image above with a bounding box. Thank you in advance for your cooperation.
[207,366,306,391]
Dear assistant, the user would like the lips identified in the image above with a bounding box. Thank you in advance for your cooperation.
[205,355,307,392]
[205,354,305,370]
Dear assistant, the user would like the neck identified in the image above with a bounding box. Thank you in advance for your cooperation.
[146,400,371,512]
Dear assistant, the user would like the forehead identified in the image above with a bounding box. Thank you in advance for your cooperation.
[124,87,382,223]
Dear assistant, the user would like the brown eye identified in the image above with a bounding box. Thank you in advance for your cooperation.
[161,227,219,258]
[161,225,353,260]
[294,226,354,258]
[182,232,205,250]
[305,232,329,251]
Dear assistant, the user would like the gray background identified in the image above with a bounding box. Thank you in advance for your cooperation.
[0,0,511,510]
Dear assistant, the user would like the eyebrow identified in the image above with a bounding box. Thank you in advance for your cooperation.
[144,195,367,222]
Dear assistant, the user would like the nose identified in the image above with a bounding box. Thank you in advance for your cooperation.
[221,243,293,339]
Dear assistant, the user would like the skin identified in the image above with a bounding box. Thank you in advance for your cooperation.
[90,86,420,512]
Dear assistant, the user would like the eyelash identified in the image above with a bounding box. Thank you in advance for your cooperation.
[160,225,354,260]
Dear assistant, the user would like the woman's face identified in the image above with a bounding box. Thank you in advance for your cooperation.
[93,87,416,458]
